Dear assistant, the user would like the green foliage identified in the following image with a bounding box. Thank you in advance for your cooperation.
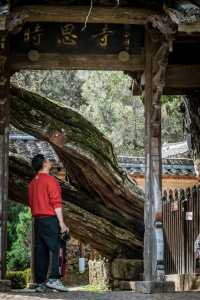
[7,206,32,271]
[7,200,24,251]
[6,268,31,289]
[12,70,84,109]
[23,268,32,285]
[161,95,183,143]
[80,71,144,155]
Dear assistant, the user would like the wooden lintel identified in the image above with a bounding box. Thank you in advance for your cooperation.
[11,52,200,91]
[9,5,157,27]
[10,54,145,72]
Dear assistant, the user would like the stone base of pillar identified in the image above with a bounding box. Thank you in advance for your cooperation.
[0,280,11,292]
[134,280,175,294]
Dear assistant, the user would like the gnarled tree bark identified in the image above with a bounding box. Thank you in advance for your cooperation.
[9,85,145,257]
[9,154,143,258]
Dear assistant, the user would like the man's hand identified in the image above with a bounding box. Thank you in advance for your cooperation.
[54,207,69,233]
[59,222,69,233]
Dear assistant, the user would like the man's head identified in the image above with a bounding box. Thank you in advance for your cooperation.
[31,154,53,173]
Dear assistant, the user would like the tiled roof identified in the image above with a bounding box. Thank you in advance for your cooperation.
[9,133,195,176]
[9,134,58,162]
[118,156,195,176]
[162,141,190,159]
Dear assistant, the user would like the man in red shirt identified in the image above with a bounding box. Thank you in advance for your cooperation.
[28,154,69,292]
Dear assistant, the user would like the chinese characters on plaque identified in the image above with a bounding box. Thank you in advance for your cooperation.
[24,24,44,46]
[13,22,144,55]
[92,24,113,48]
[58,24,78,46]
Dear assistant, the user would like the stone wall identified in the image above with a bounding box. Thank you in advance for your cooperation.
[64,237,94,286]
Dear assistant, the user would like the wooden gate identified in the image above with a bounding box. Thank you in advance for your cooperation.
[163,186,200,275]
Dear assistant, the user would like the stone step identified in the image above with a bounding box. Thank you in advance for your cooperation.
[112,259,143,281]
[118,281,136,291]
[116,279,175,293]
[114,277,144,291]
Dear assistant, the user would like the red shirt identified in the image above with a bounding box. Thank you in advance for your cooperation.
[28,173,62,217]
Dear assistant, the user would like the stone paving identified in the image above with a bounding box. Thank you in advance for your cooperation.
[1,291,200,300]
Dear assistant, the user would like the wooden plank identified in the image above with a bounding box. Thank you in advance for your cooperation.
[10,53,145,71]
[9,5,157,28]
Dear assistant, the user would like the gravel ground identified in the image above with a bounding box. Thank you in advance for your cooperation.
[1,291,200,300]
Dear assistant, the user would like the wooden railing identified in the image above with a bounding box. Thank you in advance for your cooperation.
[163,186,200,275]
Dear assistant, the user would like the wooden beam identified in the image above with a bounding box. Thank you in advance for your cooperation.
[131,65,200,95]
[9,5,157,29]
[166,65,200,89]
[11,51,200,91]
[178,22,200,33]
[163,87,199,95]
[11,53,200,91]
[10,53,145,72]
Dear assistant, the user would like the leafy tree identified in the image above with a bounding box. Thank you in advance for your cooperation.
[80,71,184,155]
[161,95,183,143]
[7,206,32,271]
[80,71,144,155]
[7,200,24,252]
[12,70,84,108]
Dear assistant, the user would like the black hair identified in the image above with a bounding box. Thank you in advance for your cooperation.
[31,154,45,172]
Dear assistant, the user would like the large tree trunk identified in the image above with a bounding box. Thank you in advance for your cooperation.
[9,85,146,258]
[9,154,143,258]
[10,86,144,237]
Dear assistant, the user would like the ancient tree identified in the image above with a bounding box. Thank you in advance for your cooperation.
[9,85,144,258]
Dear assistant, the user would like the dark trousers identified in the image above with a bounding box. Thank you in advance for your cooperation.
[34,216,60,284]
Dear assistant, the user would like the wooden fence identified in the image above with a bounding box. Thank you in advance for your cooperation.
[163,186,200,275]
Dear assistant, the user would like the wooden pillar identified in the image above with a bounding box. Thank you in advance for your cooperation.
[0,10,10,279]
[144,29,170,282]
